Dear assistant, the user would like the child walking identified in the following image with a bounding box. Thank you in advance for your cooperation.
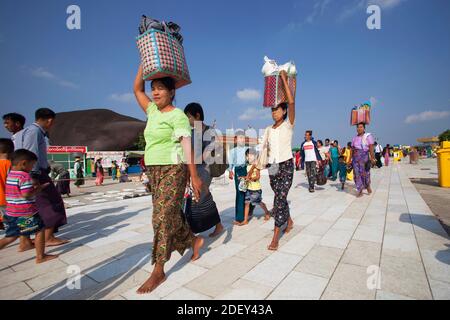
[0,149,58,264]
[237,148,271,226]
[337,155,348,190]
[0,139,14,230]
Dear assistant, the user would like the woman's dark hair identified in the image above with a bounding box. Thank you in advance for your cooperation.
[151,77,176,101]
[278,103,288,120]
[0,138,14,154]
[357,122,366,129]
[347,142,351,147]
[184,103,204,121]
[317,139,323,146]
[3,113,26,127]
[35,108,56,121]
[11,149,38,165]
[334,140,339,145]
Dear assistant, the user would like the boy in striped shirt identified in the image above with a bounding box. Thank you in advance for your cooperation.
[0,149,58,263]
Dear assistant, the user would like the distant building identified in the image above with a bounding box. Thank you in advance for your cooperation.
[417,136,440,147]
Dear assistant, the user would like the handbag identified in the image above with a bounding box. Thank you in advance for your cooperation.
[238,177,248,192]
[255,127,271,170]
[183,187,220,233]
[315,161,327,186]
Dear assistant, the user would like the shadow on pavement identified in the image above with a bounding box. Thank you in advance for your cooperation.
[400,213,450,266]
[410,178,440,187]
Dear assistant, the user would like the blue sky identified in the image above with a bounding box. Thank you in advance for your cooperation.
[0,0,449,147]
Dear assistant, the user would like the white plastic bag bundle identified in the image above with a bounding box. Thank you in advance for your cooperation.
[261,56,297,77]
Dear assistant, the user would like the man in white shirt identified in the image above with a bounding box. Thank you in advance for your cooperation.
[300,130,322,192]
[374,141,383,168]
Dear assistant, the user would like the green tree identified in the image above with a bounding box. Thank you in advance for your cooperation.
[131,132,146,150]
[438,129,450,142]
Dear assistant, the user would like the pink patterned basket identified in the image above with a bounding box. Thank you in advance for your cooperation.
[136,28,191,89]
[263,74,296,108]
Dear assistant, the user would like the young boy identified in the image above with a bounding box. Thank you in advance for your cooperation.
[237,148,271,226]
[0,139,14,230]
[0,149,58,264]
[337,155,348,190]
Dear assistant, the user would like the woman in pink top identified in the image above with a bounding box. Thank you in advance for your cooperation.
[349,123,376,197]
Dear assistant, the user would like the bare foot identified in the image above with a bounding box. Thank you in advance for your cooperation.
[238,221,248,226]
[209,224,224,238]
[233,221,241,225]
[284,221,294,234]
[264,215,270,221]
[367,187,372,194]
[36,254,59,264]
[18,243,35,252]
[267,241,279,251]
[356,191,363,198]
[191,236,204,261]
[45,238,71,247]
[136,273,166,294]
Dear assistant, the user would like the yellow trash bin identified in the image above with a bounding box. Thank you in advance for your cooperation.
[437,141,450,188]
[393,151,400,162]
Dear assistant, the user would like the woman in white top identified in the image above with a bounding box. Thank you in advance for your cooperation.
[262,70,296,251]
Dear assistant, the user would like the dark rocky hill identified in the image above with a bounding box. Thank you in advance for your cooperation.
[49,109,146,151]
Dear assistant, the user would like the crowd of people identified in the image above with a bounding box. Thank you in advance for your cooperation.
[0,66,395,295]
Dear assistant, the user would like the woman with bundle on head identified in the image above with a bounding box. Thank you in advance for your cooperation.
[133,65,204,294]
[349,123,376,197]
[258,70,296,251]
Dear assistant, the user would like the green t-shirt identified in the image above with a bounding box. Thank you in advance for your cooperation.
[144,102,191,165]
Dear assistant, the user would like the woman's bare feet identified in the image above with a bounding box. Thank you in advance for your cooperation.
[367,186,372,194]
[209,223,224,238]
[36,254,59,264]
[238,220,249,226]
[45,237,70,247]
[191,236,204,261]
[18,243,34,252]
[264,214,270,221]
[268,241,279,251]
[137,271,166,294]
[357,191,363,198]
[283,218,294,233]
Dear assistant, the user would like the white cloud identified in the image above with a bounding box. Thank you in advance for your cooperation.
[369,0,406,9]
[31,67,57,80]
[405,110,450,124]
[236,89,261,101]
[109,93,135,104]
[26,66,78,89]
[306,0,332,24]
[339,0,406,21]
[238,107,272,121]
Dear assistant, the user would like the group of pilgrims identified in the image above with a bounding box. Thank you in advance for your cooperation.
[0,66,379,295]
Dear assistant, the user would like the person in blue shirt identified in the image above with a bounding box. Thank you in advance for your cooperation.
[228,130,253,223]
[14,108,69,247]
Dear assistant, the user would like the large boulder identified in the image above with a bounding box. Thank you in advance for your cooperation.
[49,109,146,151]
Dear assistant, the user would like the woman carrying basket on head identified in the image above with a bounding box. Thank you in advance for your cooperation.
[258,70,296,251]
[133,65,204,294]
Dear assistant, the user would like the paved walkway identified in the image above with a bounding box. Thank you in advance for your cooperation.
[0,159,449,300]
